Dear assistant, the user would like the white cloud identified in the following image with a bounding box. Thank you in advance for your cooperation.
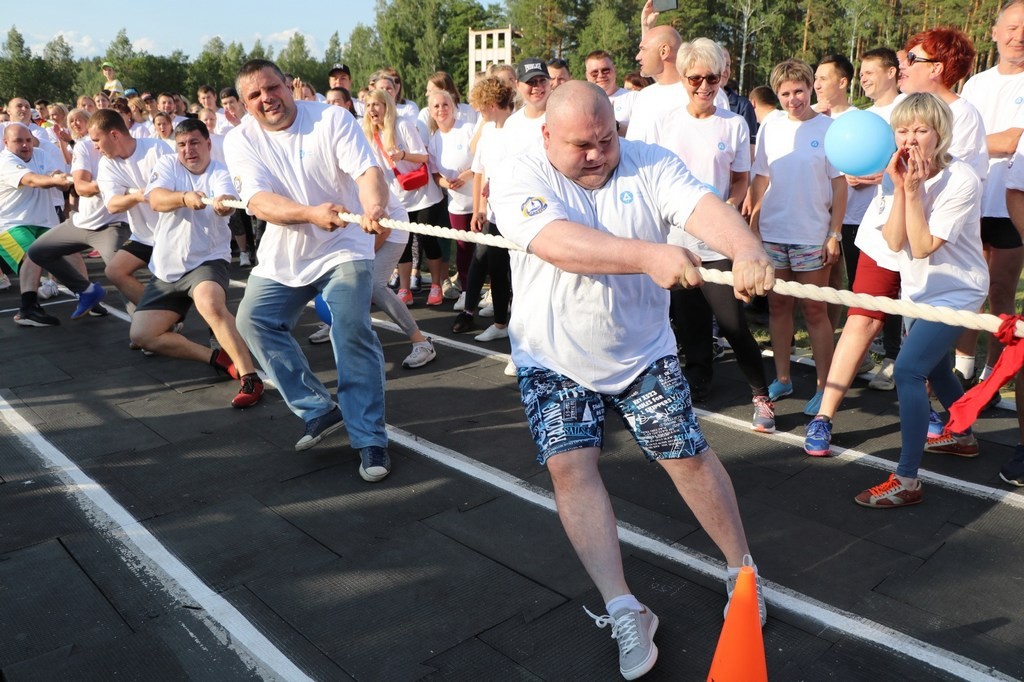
[26,30,99,58]
[132,37,158,54]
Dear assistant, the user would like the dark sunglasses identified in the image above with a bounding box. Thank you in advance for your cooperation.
[685,74,721,86]
[906,51,940,65]
[588,67,613,77]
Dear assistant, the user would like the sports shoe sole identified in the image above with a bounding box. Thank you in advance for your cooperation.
[924,444,980,458]
[359,463,391,482]
[295,418,345,451]
[999,472,1024,487]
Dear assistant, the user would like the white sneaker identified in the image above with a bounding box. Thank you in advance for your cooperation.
[475,324,509,342]
[402,339,436,368]
[453,291,467,312]
[478,303,495,317]
[239,252,252,267]
[442,276,462,300]
[857,353,876,376]
[308,322,331,345]
[504,358,517,377]
[0,273,11,290]
[38,278,60,300]
[869,357,896,391]
[724,554,767,628]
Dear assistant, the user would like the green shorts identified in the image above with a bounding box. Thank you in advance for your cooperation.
[0,225,49,272]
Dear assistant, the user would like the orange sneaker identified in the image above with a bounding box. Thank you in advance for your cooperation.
[854,474,923,508]
[925,431,979,458]
[397,288,413,305]
[426,285,443,305]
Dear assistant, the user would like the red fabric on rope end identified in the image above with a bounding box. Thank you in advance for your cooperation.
[947,315,1024,433]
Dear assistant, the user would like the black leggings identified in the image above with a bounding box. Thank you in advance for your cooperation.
[671,259,767,397]
[399,203,445,264]
[464,222,511,325]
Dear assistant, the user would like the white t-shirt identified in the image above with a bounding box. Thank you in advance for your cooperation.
[396,100,420,121]
[129,122,150,139]
[501,108,546,151]
[853,95,905,270]
[1005,133,1024,191]
[209,133,226,166]
[609,88,638,126]
[491,140,711,393]
[71,139,126,231]
[893,159,987,310]
[961,66,1024,217]
[948,97,989,183]
[427,118,476,214]
[97,137,171,246]
[144,156,235,282]
[0,149,61,232]
[471,121,504,223]
[223,101,378,287]
[649,106,751,262]
[369,117,443,212]
[625,82,730,142]
[752,113,840,244]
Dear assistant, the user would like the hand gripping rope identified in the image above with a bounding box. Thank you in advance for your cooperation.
[206,199,1024,431]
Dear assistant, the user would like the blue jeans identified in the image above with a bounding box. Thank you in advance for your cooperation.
[892,320,965,479]
[236,260,387,449]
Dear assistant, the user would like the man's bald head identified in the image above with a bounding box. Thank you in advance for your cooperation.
[4,123,36,161]
[4,122,28,142]
[543,81,620,190]
[636,26,682,80]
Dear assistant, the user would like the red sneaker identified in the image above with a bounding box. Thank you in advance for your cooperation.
[210,349,240,380]
[925,431,979,458]
[426,285,443,306]
[232,374,264,408]
[854,474,923,508]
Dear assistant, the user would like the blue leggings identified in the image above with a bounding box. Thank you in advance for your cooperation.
[892,319,965,479]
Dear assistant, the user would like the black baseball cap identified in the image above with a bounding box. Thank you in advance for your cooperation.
[516,58,548,82]
[329,63,351,77]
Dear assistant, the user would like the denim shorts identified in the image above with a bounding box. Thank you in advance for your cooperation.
[517,355,710,465]
[762,241,825,272]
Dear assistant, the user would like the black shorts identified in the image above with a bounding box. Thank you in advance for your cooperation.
[136,260,229,319]
[119,239,154,262]
[980,216,1023,249]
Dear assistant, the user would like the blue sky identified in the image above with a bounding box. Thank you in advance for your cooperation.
[10,2,378,60]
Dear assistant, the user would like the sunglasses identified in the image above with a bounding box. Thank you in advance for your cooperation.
[685,74,721,86]
[588,67,613,77]
[906,51,940,65]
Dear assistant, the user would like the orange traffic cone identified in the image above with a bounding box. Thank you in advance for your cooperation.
[707,565,768,682]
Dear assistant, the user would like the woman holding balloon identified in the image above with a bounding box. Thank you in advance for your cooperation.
[853,93,986,507]
[749,59,846,416]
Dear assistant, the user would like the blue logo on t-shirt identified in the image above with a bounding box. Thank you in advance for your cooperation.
[811,140,820,148]
[1016,96,1024,105]
[717,142,726,151]
[299,149,306,160]
[621,191,634,204]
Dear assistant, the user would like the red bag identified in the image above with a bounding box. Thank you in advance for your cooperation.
[374,132,430,190]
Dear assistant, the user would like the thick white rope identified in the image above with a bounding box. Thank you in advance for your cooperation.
[204,199,1023,338]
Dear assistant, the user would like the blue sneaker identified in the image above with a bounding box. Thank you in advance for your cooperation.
[359,446,392,482]
[927,408,944,437]
[804,416,833,457]
[768,379,793,401]
[803,390,824,416]
[295,408,344,451]
[70,283,105,319]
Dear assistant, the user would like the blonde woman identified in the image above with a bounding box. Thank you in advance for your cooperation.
[855,93,986,507]
[361,88,447,306]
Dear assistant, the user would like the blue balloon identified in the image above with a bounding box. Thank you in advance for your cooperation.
[313,293,332,325]
[823,109,897,177]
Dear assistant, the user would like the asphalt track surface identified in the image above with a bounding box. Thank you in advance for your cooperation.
[1,260,1022,681]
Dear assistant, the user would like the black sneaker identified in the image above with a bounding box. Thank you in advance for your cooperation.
[953,368,976,392]
[451,311,475,334]
[88,303,109,317]
[359,446,392,482]
[14,305,60,327]
[295,408,344,451]
[999,444,1024,487]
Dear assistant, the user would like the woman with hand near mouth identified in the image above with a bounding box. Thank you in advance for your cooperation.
[855,93,986,507]
[748,59,846,416]
[644,38,774,432]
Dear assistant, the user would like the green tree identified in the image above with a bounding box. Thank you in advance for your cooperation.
[248,38,273,62]
[277,32,317,81]
[222,41,248,88]
[324,31,343,67]
[105,28,136,66]
[507,0,578,59]
[42,35,77,103]
[576,0,638,81]
[0,26,43,101]
[188,36,227,95]
[341,24,383,93]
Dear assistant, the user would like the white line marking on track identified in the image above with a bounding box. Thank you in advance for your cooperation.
[693,408,1024,511]
[0,394,312,682]
[386,424,1016,682]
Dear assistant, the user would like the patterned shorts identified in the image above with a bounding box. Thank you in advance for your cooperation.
[762,241,826,272]
[517,355,710,465]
